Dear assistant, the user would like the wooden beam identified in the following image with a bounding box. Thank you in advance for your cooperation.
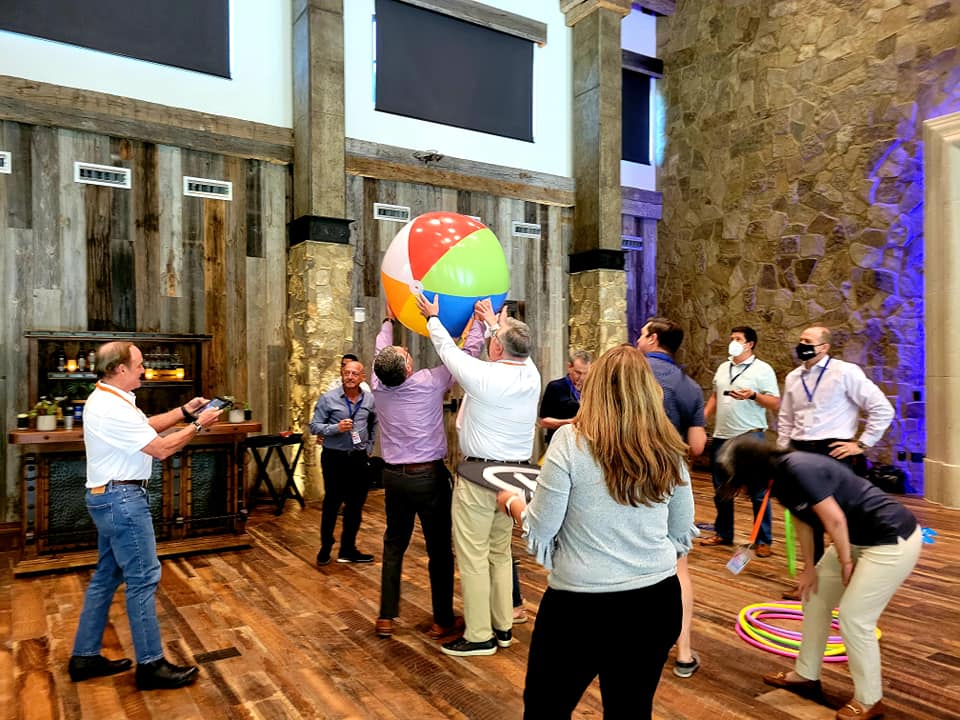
[0,75,293,163]
[622,48,664,77]
[631,0,676,16]
[397,0,547,45]
[622,185,663,219]
[561,0,632,27]
[345,138,575,207]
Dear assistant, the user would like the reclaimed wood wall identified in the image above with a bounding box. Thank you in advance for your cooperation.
[0,120,290,522]
[344,175,573,462]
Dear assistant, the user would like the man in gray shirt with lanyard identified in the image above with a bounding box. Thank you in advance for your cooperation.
[310,359,378,565]
[701,326,780,555]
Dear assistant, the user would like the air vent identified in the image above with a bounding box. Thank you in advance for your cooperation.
[0,151,10,174]
[621,235,643,251]
[183,176,233,200]
[373,203,411,222]
[512,221,541,239]
[74,162,131,189]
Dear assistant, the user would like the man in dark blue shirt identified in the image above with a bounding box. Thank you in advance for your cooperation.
[538,350,592,445]
[637,317,705,679]
[310,359,378,565]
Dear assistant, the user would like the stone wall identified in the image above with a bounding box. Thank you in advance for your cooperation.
[569,269,628,355]
[657,0,960,479]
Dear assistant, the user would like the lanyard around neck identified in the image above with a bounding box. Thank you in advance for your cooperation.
[565,376,581,402]
[344,391,364,419]
[96,381,136,410]
[800,356,831,403]
[729,357,755,385]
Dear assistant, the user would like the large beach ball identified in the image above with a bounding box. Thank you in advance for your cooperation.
[381,212,510,337]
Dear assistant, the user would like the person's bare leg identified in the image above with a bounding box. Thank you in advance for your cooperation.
[676,554,694,662]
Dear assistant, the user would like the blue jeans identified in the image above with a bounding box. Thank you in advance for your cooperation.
[710,433,772,546]
[71,485,164,663]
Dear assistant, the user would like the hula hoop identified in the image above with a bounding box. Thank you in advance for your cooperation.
[735,602,882,663]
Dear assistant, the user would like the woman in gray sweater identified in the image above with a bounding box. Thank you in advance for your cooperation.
[499,344,696,719]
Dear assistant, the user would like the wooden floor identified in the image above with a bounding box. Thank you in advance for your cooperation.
[2,474,958,720]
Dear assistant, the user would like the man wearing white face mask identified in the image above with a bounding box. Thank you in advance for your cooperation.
[701,326,781,555]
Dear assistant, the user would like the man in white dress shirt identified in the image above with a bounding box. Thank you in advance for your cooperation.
[416,295,541,657]
[777,325,894,598]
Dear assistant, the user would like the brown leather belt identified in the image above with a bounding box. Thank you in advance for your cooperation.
[384,460,442,474]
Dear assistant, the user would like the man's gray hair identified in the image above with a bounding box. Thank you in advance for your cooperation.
[374,347,408,387]
[570,349,592,364]
[498,317,531,359]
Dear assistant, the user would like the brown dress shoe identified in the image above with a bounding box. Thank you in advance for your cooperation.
[755,543,772,558]
[700,535,733,547]
[836,699,885,719]
[427,616,465,639]
[762,670,822,699]
[375,618,394,638]
[781,586,802,601]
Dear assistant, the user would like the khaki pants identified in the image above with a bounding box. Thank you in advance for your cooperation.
[796,526,922,705]
[452,476,514,643]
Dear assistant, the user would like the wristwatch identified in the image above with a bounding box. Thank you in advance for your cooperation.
[181,405,197,422]
[856,440,867,450]
[192,421,203,433]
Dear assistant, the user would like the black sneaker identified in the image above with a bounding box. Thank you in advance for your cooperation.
[494,628,512,648]
[316,547,332,566]
[68,654,133,682]
[440,636,497,657]
[337,549,374,563]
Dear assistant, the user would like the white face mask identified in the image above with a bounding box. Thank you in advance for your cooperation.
[728,340,745,358]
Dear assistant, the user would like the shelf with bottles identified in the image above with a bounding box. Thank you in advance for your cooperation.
[25,331,211,417]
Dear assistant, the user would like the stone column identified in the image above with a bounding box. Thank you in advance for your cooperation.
[923,111,960,508]
[562,0,630,355]
[290,0,352,498]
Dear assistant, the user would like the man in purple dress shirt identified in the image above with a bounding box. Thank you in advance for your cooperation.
[372,309,484,639]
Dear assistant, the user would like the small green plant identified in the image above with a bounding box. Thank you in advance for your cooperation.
[32,397,59,416]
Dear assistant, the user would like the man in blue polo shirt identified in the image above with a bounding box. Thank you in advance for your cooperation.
[636,317,705,679]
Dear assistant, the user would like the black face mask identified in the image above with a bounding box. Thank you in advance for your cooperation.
[795,343,818,361]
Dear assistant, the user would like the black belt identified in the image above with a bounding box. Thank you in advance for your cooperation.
[110,479,150,488]
[384,460,442,473]
[464,456,528,464]
[323,447,367,455]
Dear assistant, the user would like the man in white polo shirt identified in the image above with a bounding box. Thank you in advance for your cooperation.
[68,341,221,690]
[701,326,781,555]
[416,295,540,657]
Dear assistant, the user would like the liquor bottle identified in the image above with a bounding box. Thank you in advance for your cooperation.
[77,353,86,371]
[57,351,66,372]
[87,350,96,373]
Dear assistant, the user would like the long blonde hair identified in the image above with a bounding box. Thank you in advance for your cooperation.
[573,345,688,506]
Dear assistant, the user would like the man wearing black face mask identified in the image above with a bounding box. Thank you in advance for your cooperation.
[777,325,894,599]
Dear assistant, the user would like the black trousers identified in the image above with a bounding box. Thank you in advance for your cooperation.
[790,438,865,563]
[319,449,370,554]
[524,576,681,720]
[379,462,455,626]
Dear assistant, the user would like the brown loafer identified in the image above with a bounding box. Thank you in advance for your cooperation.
[700,535,733,547]
[427,616,465,639]
[762,670,822,699]
[755,543,772,558]
[375,618,394,638]
[836,699,885,719]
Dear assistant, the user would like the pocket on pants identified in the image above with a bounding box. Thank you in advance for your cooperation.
[86,499,116,537]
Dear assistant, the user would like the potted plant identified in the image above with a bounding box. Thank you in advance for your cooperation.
[33,397,59,431]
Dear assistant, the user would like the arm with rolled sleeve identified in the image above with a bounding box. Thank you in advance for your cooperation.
[845,365,894,447]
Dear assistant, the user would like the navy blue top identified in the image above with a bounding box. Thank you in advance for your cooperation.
[773,452,917,545]
[539,377,581,445]
[647,353,705,439]
[309,386,377,452]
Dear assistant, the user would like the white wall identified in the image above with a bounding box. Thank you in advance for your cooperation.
[0,0,292,128]
[344,0,572,177]
[620,9,657,191]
